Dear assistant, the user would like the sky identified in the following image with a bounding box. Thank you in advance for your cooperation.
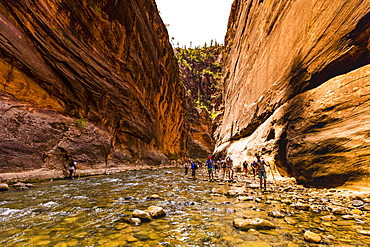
[155,0,234,48]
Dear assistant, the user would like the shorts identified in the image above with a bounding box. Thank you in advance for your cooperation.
[208,168,214,173]
[259,172,267,178]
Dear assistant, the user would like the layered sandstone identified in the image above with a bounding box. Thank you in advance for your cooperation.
[0,0,185,181]
[215,0,370,188]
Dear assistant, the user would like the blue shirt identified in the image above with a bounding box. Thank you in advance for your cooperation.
[206,159,213,169]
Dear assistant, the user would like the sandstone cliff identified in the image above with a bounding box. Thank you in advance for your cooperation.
[215,0,370,188]
[0,0,186,181]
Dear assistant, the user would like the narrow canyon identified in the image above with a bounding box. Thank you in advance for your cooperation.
[0,0,369,190]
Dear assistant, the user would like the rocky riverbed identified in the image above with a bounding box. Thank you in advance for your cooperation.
[0,167,369,246]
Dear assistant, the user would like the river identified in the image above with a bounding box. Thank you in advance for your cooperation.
[0,167,369,246]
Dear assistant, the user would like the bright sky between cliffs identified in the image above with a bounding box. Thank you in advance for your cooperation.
[155,0,234,48]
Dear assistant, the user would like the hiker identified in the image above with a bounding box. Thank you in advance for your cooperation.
[68,159,77,179]
[251,160,258,179]
[206,156,214,181]
[184,161,189,175]
[221,159,227,178]
[226,156,234,180]
[214,160,219,176]
[191,160,198,179]
[255,154,270,190]
[242,160,248,176]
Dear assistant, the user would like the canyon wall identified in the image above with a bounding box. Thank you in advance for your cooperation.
[0,0,186,181]
[215,0,370,188]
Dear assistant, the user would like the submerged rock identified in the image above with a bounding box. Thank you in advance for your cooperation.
[121,217,141,226]
[233,218,276,230]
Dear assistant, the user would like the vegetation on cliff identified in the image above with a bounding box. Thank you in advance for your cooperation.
[175,43,223,117]
[174,43,224,159]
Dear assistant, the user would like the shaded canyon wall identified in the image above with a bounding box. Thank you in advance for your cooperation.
[215,0,370,188]
[0,0,186,181]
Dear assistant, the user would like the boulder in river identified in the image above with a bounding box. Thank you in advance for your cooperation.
[0,183,9,191]
[332,207,351,215]
[352,200,364,207]
[147,206,166,218]
[304,230,321,243]
[132,210,152,221]
[292,203,310,211]
[148,194,161,200]
[233,218,276,230]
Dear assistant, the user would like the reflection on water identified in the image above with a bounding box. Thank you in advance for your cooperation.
[0,168,369,246]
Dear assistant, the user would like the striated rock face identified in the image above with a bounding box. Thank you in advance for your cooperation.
[0,0,185,181]
[215,0,370,188]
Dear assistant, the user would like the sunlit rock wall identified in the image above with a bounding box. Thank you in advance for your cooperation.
[215,0,370,188]
[0,0,186,181]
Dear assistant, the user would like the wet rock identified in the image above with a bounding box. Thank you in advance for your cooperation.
[238,196,254,201]
[359,230,370,236]
[225,208,236,213]
[352,200,364,207]
[248,184,260,189]
[148,194,161,200]
[211,188,223,194]
[287,242,299,247]
[225,190,239,197]
[132,210,152,221]
[268,210,285,218]
[284,217,298,225]
[341,215,355,220]
[332,207,351,215]
[351,209,363,215]
[147,206,166,219]
[281,199,292,204]
[133,232,149,241]
[0,183,9,191]
[292,203,310,211]
[12,182,29,190]
[122,217,141,226]
[233,218,276,230]
[304,230,321,243]
[321,215,337,221]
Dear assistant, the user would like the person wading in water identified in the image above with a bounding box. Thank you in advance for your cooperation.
[191,160,198,179]
[184,161,189,175]
[206,156,214,182]
[68,159,77,179]
[255,154,270,191]
[226,156,234,180]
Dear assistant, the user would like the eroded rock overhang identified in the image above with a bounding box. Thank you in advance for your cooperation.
[215,0,370,188]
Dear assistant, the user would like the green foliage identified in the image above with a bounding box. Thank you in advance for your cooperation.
[175,41,224,115]
[75,118,88,127]
[167,153,181,160]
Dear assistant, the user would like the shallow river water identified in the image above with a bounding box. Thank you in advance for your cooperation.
[1,167,369,247]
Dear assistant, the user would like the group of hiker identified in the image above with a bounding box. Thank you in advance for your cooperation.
[182,154,271,190]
